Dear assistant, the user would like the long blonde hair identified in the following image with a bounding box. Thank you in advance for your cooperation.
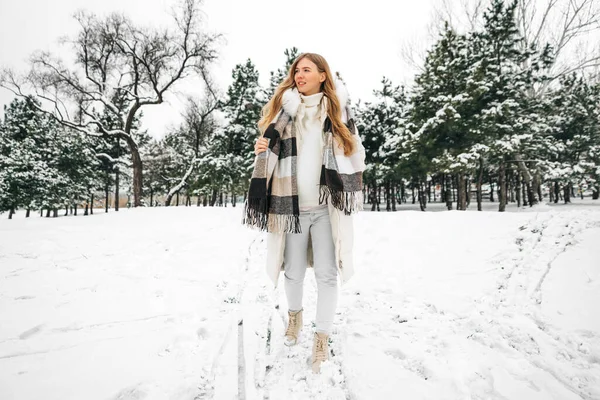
[258,53,355,156]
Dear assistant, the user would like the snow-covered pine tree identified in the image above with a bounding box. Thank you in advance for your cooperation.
[474,0,553,210]
[265,47,300,99]
[407,23,478,211]
[356,78,408,211]
[211,58,265,205]
[545,73,600,202]
[0,97,100,218]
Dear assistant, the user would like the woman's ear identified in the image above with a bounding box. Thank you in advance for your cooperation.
[319,72,326,83]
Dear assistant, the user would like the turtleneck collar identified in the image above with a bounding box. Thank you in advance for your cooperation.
[299,91,323,107]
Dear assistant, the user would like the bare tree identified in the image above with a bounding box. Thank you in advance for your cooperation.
[0,0,221,207]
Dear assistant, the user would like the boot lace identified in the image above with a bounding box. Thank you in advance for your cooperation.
[315,335,328,361]
[285,312,299,339]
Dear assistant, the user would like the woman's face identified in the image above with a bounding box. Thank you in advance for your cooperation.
[294,58,326,96]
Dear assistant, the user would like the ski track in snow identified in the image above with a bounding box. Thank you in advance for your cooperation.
[473,210,600,400]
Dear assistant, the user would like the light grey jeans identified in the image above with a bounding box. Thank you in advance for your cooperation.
[284,205,338,335]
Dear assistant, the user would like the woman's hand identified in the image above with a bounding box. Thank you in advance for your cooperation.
[254,137,269,155]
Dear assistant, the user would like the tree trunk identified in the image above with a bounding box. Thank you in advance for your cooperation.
[401,181,406,203]
[526,182,536,206]
[516,173,522,207]
[441,174,446,204]
[176,191,180,206]
[8,208,14,219]
[74,204,77,216]
[428,181,432,203]
[105,179,109,213]
[522,182,528,206]
[452,175,457,202]
[418,182,426,211]
[593,186,599,200]
[46,209,51,218]
[370,182,377,211]
[563,183,571,204]
[232,192,236,207]
[392,183,397,211]
[91,194,94,214]
[499,162,506,212]
[532,173,540,204]
[477,158,484,211]
[509,170,515,203]
[53,209,58,218]
[84,203,89,216]
[386,181,391,211]
[150,188,154,207]
[490,182,495,202]
[165,190,175,207]
[514,154,535,200]
[26,209,31,218]
[457,172,466,211]
[121,133,143,207]
[444,175,452,210]
[65,206,69,216]
[466,176,471,208]
[537,174,543,202]
[115,167,120,211]
[210,189,217,207]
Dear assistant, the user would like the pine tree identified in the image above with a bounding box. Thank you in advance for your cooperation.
[0,97,100,218]
[407,24,477,210]
[266,47,300,98]
[474,0,553,210]
[210,59,265,203]
[545,73,600,202]
[356,78,408,211]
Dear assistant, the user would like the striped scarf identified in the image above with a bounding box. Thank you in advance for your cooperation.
[243,93,365,234]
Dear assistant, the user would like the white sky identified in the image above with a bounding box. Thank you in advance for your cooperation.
[0,0,435,139]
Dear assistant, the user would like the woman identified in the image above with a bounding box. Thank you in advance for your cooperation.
[243,53,366,373]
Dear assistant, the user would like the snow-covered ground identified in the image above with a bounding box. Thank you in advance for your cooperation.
[1,203,599,400]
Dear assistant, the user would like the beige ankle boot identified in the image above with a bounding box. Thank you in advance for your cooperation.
[284,309,303,346]
[311,332,329,373]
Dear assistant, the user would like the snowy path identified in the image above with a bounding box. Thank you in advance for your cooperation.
[1,206,599,399]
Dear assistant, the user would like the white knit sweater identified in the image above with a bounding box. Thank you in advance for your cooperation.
[295,92,327,211]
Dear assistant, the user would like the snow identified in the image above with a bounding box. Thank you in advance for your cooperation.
[1,203,599,399]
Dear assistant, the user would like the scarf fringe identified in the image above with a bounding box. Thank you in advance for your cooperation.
[319,186,364,216]
[268,214,302,234]
[242,197,269,231]
[243,198,302,233]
